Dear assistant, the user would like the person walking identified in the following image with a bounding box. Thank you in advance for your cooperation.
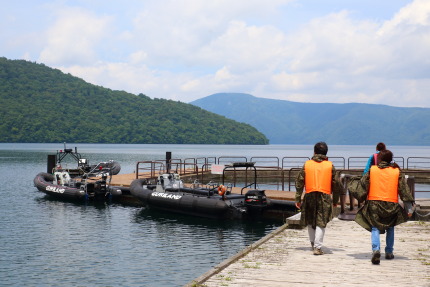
[295,142,340,255]
[363,142,386,174]
[355,149,414,264]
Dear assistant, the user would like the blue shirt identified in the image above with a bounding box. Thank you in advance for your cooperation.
[363,151,380,174]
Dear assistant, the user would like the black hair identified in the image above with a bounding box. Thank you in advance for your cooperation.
[376,142,386,151]
[314,142,328,155]
[378,149,400,169]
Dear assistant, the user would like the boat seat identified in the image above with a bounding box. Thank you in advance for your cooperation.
[53,171,71,185]
[146,185,157,190]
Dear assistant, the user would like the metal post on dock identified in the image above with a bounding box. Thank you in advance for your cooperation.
[166,152,172,173]
[47,154,56,173]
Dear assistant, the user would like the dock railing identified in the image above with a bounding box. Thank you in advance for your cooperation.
[407,157,430,169]
[184,157,216,172]
[135,156,430,197]
[217,156,247,165]
[135,160,165,179]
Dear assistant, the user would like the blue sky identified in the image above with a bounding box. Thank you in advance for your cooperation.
[2,0,429,107]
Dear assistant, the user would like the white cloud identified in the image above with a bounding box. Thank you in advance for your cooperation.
[39,7,112,66]
[263,2,430,107]
[196,21,286,73]
[63,62,159,95]
[376,0,430,79]
[123,1,430,107]
[128,50,148,64]
[379,0,430,34]
[3,0,429,108]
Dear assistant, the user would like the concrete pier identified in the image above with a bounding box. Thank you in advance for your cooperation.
[188,218,430,287]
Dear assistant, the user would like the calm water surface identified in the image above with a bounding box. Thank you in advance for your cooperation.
[0,144,429,286]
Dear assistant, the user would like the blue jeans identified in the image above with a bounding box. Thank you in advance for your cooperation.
[371,226,394,253]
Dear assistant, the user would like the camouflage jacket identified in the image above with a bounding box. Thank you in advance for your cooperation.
[355,161,414,233]
[295,154,341,228]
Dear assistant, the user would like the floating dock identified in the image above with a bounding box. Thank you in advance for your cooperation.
[187,218,430,287]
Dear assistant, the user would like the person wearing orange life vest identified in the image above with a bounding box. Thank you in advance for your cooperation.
[363,142,386,175]
[355,150,414,265]
[295,142,341,255]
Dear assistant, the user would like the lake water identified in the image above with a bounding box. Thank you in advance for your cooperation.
[1,143,429,286]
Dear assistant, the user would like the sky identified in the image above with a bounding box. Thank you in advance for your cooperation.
[2,0,430,108]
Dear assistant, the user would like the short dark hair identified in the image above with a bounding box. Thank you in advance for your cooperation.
[314,142,328,155]
[376,142,386,151]
[378,149,393,163]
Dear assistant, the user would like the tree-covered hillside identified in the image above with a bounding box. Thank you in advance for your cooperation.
[0,58,268,144]
[192,93,430,145]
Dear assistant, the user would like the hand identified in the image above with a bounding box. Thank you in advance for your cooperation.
[407,212,413,218]
[295,202,301,209]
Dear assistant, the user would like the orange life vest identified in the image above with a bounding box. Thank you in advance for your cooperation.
[368,166,399,203]
[304,160,333,194]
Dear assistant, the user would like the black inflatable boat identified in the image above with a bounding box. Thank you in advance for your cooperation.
[34,144,123,201]
[34,171,122,201]
[130,173,269,219]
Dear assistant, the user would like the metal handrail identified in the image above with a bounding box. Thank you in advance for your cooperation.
[281,157,310,169]
[348,156,405,169]
[222,164,257,190]
[250,156,280,168]
[329,157,346,169]
[135,161,165,179]
[252,165,283,191]
[170,162,199,177]
[407,157,430,170]
[217,156,247,165]
[133,156,430,194]
[347,157,369,169]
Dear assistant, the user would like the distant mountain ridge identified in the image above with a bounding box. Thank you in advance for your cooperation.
[191,93,430,145]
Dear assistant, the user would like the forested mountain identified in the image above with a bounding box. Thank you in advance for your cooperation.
[191,93,430,145]
[0,58,268,144]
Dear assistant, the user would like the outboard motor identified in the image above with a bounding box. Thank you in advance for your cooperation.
[94,173,109,199]
[244,189,268,214]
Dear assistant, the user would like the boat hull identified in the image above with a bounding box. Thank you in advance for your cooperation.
[34,172,86,200]
[34,172,123,201]
[130,178,248,219]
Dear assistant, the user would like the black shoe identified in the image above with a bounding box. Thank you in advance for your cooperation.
[371,250,381,264]
[385,253,394,260]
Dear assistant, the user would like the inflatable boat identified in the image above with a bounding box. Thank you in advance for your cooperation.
[130,173,270,219]
[34,171,122,201]
[34,144,123,201]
